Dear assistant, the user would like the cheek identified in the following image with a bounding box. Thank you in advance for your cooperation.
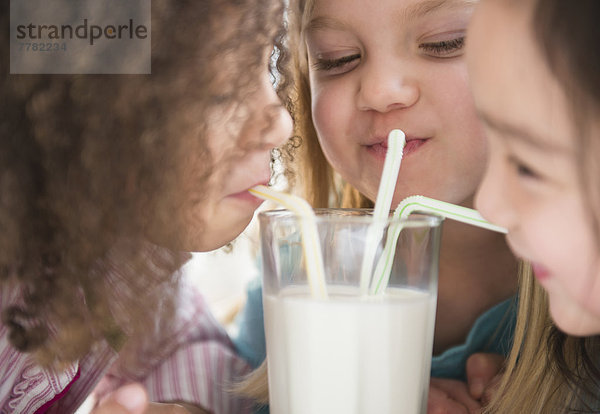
[311,87,348,162]
[560,225,600,312]
[531,200,600,303]
[429,64,483,134]
[311,80,351,138]
[523,198,574,254]
[174,150,219,240]
[580,259,600,320]
[424,66,488,175]
[587,263,600,319]
[546,243,600,335]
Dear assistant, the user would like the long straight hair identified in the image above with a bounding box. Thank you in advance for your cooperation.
[483,0,600,412]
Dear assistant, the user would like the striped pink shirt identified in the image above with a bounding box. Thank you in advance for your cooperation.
[0,245,252,414]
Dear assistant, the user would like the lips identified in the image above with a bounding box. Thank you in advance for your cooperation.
[225,176,270,200]
[403,139,427,156]
[364,134,429,158]
[227,179,270,205]
[228,189,265,204]
[531,263,551,281]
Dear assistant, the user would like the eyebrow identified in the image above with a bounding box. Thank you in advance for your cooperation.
[477,110,568,154]
[304,16,349,33]
[400,0,477,21]
[304,0,475,33]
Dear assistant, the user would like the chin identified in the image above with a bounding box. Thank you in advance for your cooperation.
[178,202,256,251]
[188,231,239,252]
[193,220,253,252]
[549,302,600,337]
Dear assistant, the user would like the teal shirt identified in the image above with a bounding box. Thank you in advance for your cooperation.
[233,277,517,412]
[430,296,516,379]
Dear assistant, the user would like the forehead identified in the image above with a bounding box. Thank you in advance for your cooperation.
[308,0,477,21]
[466,0,573,147]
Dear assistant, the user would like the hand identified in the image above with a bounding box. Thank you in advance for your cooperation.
[91,383,148,414]
[91,383,212,414]
[465,353,505,405]
[428,378,482,414]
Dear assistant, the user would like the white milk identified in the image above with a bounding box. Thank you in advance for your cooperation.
[264,286,436,414]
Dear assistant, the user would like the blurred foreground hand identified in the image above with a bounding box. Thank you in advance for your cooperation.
[428,378,482,414]
[91,383,211,414]
[427,353,505,414]
[466,352,504,405]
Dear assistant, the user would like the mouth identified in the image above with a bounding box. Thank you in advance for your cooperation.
[228,190,265,205]
[226,179,270,203]
[364,135,429,159]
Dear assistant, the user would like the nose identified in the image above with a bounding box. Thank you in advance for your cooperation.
[251,75,293,150]
[474,153,518,232]
[357,59,420,113]
[263,101,293,150]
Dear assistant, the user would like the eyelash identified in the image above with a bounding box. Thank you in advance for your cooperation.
[312,36,465,74]
[508,155,540,180]
[419,37,465,56]
[313,54,360,72]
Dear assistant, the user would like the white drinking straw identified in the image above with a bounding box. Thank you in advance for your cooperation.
[370,195,508,295]
[249,185,328,299]
[359,129,406,293]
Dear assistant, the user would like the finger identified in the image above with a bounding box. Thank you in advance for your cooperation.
[480,374,502,406]
[427,385,469,414]
[144,403,185,414]
[144,402,207,414]
[92,383,148,414]
[430,378,482,413]
[466,353,505,399]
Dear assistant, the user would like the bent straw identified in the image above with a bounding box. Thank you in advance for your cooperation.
[370,195,508,295]
[249,185,328,299]
[359,130,406,293]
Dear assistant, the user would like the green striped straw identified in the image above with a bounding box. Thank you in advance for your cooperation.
[359,129,406,293]
[249,185,328,299]
[370,195,508,295]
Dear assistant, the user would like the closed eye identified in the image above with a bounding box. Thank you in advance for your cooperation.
[419,37,464,58]
[508,155,542,180]
[312,53,361,74]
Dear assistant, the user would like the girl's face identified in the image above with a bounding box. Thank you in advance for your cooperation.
[467,0,600,335]
[305,0,485,207]
[176,54,293,252]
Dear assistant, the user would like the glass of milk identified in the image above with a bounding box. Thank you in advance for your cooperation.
[259,209,443,414]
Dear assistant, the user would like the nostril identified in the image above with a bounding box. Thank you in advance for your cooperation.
[386,102,411,112]
[357,79,420,113]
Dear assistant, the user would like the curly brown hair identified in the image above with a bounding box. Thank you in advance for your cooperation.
[0,0,290,368]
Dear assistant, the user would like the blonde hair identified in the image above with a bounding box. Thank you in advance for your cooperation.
[288,0,372,210]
